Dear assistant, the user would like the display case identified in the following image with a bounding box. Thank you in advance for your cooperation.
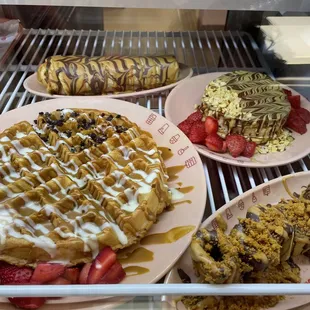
[0,3,309,310]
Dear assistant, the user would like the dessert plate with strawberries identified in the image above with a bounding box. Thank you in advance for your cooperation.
[0,98,206,309]
[165,71,310,168]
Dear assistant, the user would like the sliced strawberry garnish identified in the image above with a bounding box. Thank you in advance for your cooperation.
[188,122,207,144]
[286,109,307,134]
[204,116,218,135]
[8,297,46,310]
[283,88,292,96]
[87,247,117,284]
[226,134,247,158]
[222,141,227,153]
[297,107,310,124]
[30,263,65,284]
[288,95,301,109]
[63,267,80,284]
[242,141,257,158]
[205,133,224,153]
[48,277,71,285]
[187,110,202,123]
[79,263,91,284]
[286,119,307,134]
[177,119,192,136]
[0,265,33,285]
[98,261,126,284]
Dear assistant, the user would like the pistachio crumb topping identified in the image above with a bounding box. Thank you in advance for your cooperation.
[256,129,294,154]
[201,81,252,120]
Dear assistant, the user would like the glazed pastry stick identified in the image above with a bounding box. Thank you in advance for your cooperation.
[37,55,180,95]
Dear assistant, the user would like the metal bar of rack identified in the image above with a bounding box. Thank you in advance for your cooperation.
[0,29,310,305]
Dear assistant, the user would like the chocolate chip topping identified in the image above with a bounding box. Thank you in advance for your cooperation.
[70,111,79,118]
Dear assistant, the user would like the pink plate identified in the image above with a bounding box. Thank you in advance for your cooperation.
[165,72,310,168]
[0,97,206,309]
[23,64,193,99]
[164,171,310,310]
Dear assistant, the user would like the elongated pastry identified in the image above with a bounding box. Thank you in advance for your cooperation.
[37,55,180,95]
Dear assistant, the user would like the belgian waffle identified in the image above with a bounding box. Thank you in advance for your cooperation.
[0,108,171,267]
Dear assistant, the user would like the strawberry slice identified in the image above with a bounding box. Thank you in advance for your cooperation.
[98,261,126,284]
[286,118,307,134]
[177,119,192,136]
[87,247,117,284]
[79,263,91,284]
[242,141,257,158]
[63,267,80,284]
[222,141,227,153]
[226,134,247,158]
[0,265,33,285]
[205,133,224,153]
[297,107,310,124]
[30,263,65,284]
[8,297,46,309]
[288,95,301,109]
[48,277,71,285]
[204,116,218,135]
[286,109,307,134]
[188,122,207,144]
[187,110,202,123]
[283,88,292,96]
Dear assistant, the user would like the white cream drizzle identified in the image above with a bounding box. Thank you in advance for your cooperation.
[0,113,170,260]
[0,136,10,142]
[60,109,74,115]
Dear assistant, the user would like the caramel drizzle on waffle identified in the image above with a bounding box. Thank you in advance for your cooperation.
[0,109,170,266]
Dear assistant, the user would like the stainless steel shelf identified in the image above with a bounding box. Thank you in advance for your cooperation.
[0,28,306,224]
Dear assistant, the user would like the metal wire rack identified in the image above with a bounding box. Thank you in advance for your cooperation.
[0,28,310,308]
[1,28,307,218]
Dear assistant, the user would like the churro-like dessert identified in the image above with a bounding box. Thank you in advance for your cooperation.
[37,55,180,95]
[182,184,310,310]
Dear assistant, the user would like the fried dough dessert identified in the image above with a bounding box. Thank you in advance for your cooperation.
[37,55,180,95]
[0,108,171,267]
[182,185,310,310]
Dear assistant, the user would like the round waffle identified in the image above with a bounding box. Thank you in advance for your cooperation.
[0,108,171,267]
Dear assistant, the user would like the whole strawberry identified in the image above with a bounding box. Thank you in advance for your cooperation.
[187,110,203,123]
[226,134,246,158]
[178,119,192,136]
[242,141,257,158]
[188,122,207,144]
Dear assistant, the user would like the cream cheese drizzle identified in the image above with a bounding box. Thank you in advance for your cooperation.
[0,114,170,260]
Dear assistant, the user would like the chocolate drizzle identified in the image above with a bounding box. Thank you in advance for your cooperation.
[37,55,180,96]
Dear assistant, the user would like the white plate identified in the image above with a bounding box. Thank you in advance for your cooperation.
[163,171,310,310]
[165,72,310,168]
[23,64,193,99]
[0,97,206,309]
